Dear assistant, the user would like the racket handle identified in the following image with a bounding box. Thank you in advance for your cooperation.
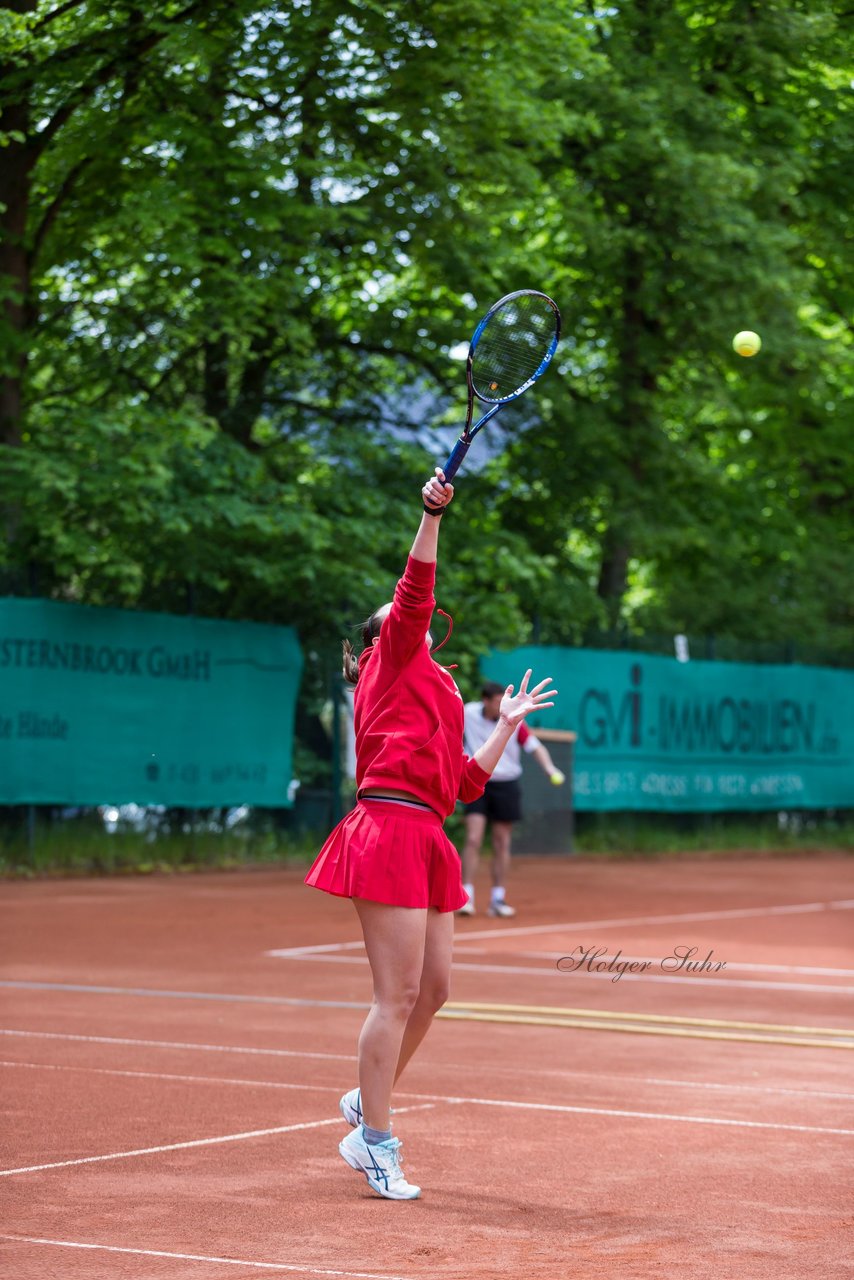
[439,436,471,485]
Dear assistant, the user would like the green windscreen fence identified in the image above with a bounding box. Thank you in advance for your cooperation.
[482,647,853,812]
[0,598,302,807]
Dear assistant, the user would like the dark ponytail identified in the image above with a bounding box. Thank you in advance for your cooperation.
[342,605,389,685]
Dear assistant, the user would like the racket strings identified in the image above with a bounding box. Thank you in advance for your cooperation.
[471,296,557,400]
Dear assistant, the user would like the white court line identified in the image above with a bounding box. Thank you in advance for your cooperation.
[0,1105,435,1178]
[269,940,368,958]
[8,961,853,999]
[454,898,854,943]
[6,1024,854,1105]
[5,1054,854,1104]
[434,1093,854,1137]
[0,980,364,1010]
[454,951,854,978]
[563,1072,854,1102]
[0,1116,343,1177]
[271,952,854,996]
[0,1028,358,1063]
[5,1028,853,1103]
[0,1236,414,1280]
[10,1087,836,1149]
[0,1060,338,1094]
[1,1049,849,1162]
[265,897,854,958]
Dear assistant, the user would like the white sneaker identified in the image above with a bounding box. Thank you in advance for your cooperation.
[456,898,475,917]
[339,1127,421,1200]
[339,1088,362,1127]
[487,900,516,918]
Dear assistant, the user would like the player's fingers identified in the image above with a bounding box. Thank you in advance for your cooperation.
[518,668,532,693]
[430,482,453,504]
[529,677,554,695]
[425,477,450,500]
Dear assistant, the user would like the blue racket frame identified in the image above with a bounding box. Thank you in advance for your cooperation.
[439,289,561,485]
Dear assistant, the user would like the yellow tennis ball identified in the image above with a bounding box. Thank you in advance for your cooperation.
[733,330,761,357]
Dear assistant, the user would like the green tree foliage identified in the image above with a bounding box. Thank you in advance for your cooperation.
[504,1,853,656]
[1,0,851,713]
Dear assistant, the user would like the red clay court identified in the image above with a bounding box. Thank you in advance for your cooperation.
[1,852,852,1279]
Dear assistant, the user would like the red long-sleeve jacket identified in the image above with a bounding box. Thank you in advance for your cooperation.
[355,555,490,818]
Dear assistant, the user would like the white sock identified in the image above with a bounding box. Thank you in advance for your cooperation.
[491,886,506,904]
[463,883,475,903]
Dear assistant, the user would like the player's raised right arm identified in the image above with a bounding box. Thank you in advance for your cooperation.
[410,469,454,563]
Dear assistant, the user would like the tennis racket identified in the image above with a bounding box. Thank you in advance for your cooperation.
[431,289,561,503]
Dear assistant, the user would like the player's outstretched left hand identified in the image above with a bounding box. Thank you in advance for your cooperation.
[499,669,557,729]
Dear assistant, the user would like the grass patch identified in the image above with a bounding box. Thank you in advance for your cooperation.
[2,808,851,878]
[573,810,854,857]
[0,812,322,878]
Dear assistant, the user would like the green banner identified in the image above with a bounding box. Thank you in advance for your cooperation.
[482,647,853,811]
[0,598,302,806]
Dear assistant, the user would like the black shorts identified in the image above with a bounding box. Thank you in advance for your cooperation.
[464,779,522,824]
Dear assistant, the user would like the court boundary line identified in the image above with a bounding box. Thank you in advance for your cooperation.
[0,1105,435,1178]
[0,1060,343,1093]
[454,951,854,978]
[5,1030,853,1100]
[444,1001,854,1037]
[0,1028,358,1062]
[435,1094,854,1136]
[5,1055,854,1104]
[454,897,854,942]
[0,980,366,1010]
[437,1008,854,1050]
[0,1116,345,1178]
[266,898,854,958]
[267,954,854,996]
[2,1070,850,1174]
[0,1235,416,1280]
[7,969,851,1003]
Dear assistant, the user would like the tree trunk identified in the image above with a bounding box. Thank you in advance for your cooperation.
[1,5,37,563]
[597,531,631,626]
[0,90,35,448]
[595,241,657,624]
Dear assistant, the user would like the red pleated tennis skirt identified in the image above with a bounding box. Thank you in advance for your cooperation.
[304,800,467,912]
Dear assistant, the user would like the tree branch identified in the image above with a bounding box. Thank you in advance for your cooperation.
[34,0,218,156]
[35,0,87,29]
[30,153,92,264]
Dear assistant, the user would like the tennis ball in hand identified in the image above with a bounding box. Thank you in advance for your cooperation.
[550,770,566,786]
[733,330,761,357]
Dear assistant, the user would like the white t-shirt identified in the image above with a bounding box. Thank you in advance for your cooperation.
[463,702,541,783]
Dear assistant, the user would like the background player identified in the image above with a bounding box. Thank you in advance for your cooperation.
[459,680,565,917]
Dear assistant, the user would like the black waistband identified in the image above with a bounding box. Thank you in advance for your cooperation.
[360,794,435,814]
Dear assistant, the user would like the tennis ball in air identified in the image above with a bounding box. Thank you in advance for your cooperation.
[550,770,566,786]
[733,330,761,357]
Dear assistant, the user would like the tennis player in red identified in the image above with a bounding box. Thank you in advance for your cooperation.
[305,469,556,1200]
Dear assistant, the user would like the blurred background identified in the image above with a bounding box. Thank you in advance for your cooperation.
[1,1,851,871]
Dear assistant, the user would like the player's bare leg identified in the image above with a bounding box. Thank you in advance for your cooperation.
[488,820,515,917]
[459,812,486,914]
[395,907,454,1081]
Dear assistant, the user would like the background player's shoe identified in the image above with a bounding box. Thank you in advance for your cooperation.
[456,897,475,917]
[339,1088,362,1127]
[487,900,516,918]
[339,1127,421,1200]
